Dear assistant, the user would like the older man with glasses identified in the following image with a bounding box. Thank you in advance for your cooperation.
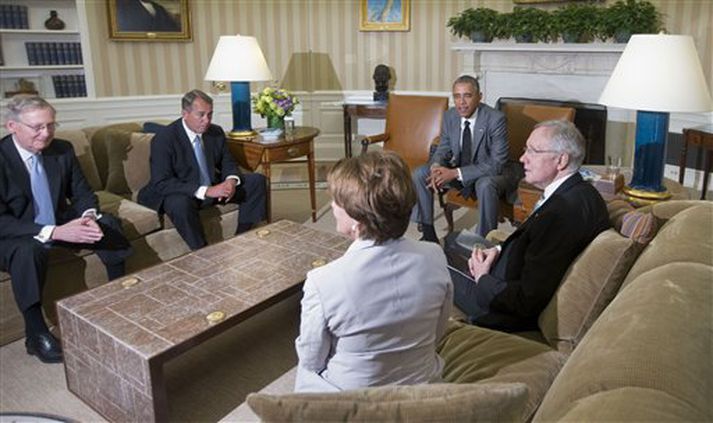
[0,95,132,364]
[448,120,610,332]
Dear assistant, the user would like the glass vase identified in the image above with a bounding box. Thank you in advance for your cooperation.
[267,115,284,130]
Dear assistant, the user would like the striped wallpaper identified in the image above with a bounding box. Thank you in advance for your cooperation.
[84,0,712,98]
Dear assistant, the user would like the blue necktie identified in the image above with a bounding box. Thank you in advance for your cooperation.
[192,135,211,186]
[30,154,55,225]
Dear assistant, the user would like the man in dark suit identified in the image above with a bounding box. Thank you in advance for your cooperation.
[138,89,266,251]
[412,75,521,242]
[0,95,132,363]
[449,120,610,332]
[115,0,181,32]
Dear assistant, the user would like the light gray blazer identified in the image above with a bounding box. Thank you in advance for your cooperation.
[431,104,509,186]
[294,237,453,392]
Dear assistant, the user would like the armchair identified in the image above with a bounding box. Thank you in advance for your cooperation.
[361,93,448,171]
[441,101,576,233]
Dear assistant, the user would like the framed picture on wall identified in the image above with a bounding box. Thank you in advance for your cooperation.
[360,0,410,32]
[108,0,191,41]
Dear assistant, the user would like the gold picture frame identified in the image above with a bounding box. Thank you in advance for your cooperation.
[513,0,591,3]
[360,0,410,32]
[108,0,191,41]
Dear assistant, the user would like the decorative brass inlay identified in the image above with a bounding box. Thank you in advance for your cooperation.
[256,229,271,238]
[311,258,327,268]
[121,277,139,289]
[206,311,226,324]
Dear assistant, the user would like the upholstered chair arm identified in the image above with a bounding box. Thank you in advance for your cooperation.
[361,133,390,154]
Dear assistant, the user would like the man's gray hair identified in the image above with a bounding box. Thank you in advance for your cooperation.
[453,74,480,92]
[181,89,213,111]
[535,119,586,170]
[4,95,56,122]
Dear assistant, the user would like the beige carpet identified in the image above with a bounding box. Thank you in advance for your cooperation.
[0,181,487,422]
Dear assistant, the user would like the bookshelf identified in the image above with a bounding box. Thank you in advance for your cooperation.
[0,0,93,99]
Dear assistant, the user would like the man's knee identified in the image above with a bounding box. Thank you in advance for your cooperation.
[163,194,197,214]
[413,165,430,185]
[241,173,266,195]
[3,239,48,273]
[475,176,500,199]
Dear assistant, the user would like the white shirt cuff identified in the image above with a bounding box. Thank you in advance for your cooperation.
[81,208,102,221]
[34,225,55,243]
[195,186,208,200]
[457,168,463,181]
[226,175,241,185]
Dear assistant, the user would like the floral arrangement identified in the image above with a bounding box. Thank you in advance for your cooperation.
[252,86,299,119]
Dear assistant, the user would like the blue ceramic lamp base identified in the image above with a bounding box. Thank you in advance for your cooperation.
[228,81,255,139]
[622,110,673,205]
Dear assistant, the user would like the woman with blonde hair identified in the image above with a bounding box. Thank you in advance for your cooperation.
[295,151,453,392]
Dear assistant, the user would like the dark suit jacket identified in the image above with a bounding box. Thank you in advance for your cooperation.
[430,104,510,186]
[116,0,180,32]
[137,119,241,212]
[470,172,610,331]
[0,135,98,239]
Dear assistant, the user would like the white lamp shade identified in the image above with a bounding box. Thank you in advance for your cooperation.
[599,34,713,113]
[204,35,273,82]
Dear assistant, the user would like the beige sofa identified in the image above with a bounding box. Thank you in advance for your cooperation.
[223,200,712,422]
[0,123,240,345]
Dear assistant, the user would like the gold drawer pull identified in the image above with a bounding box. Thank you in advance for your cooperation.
[287,147,300,157]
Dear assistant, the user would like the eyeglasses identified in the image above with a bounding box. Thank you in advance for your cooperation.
[17,121,59,133]
[522,146,560,155]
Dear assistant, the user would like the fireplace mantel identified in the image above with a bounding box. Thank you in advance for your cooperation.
[451,42,626,54]
[451,42,626,107]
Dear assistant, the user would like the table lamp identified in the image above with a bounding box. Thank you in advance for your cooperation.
[204,34,273,139]
[598,33,713,203]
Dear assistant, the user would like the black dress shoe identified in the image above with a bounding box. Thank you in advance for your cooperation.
[25,332,63,364]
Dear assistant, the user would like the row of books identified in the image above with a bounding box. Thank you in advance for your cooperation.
[25,42,83,66]
[52,74,87,98]
[0,4,28,29]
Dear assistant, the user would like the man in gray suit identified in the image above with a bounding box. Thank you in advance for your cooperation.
[412,75,521,242]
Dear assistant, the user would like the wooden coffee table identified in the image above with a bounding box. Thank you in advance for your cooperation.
[57,221,349,422]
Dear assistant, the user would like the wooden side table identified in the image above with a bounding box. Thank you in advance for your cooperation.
[226,127,320,223]
[343,101,386,158]
[680,124,713,200]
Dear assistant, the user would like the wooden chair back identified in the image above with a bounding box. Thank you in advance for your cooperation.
[501,103,576,161]
[381,94,448,170]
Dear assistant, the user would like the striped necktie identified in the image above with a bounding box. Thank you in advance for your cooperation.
[30,154,55,225]
[192,135,211,186]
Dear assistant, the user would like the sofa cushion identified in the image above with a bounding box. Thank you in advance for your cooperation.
[247,382,529,423]
[55,129,103,191]
[538,229,642,353]
[621,202,713,290]
[96,190,161,241]
[437,319,567,421]
[533,263,713,422]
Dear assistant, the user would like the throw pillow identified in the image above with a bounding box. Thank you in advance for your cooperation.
[606,199,635,231]
[247,382,528,422]
[620,210,658,244]
[142,121,166,133]
[437,320,566,421]
[103,129,134,195]
[538,229,644,354]
[123,132,154,199]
